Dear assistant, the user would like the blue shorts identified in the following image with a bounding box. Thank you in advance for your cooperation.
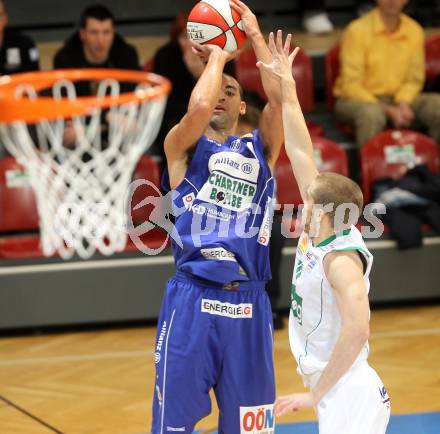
[151,271,276,434]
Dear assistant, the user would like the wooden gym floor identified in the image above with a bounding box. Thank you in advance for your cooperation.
[1,304,439,433]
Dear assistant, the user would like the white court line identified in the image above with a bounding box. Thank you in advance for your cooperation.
[0,255,175,276]
[370,327,440,339]
[2,327,440,367]
[0,350,152,366]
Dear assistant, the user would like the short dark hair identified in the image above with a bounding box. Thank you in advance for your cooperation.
[80,4,115,28]
[239,104,261,129]
[223,73,244,99]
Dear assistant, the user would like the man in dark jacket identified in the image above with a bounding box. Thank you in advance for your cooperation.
[0,0,39,156]
[0,0,39,75]
[53,4,140,95]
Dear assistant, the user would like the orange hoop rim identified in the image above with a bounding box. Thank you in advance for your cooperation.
[0,68,172,123]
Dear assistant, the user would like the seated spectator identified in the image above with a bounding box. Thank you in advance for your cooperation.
[54,5,141,154]
[0,0,39,76]
[0,0,39,157]
[333,0,440,147]
[54,4,140,95]
[151,10,235,161]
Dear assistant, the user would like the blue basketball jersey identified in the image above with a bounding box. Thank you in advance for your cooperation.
[162,130,274,284]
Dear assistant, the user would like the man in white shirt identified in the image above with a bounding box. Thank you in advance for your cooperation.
[257,30,390,434]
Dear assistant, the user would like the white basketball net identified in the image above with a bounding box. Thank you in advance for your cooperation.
[0,78,167,259]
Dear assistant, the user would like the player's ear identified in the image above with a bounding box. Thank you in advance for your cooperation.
[317,207,326,224]
[79,28,86,42]
[316,206,326,226]
[239,101,246,115]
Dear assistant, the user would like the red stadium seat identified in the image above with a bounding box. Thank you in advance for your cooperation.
[128,155,170,251]
[237,47,314,111]
[275,150,303,208]
[124,228,170,252]
[325,43,354,135]
[130,155,162,225]
[0,157,43,259]
[236,47,323,136]
[306,121,324,138]
[425,33,440,86]
[291,49,315,114]
[325,43,340,111]
[361,129,440,203]
[0,235,42,259]
[274,136,349,208]
[0,156,39,232]
[0,155,169,259]
[313,136,349,176]
[235,48,264,102]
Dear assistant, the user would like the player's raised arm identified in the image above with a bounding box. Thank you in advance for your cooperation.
[230,0,284,166]
[257,31,319,201]
[164,43,232,164]
[229,0,281,104]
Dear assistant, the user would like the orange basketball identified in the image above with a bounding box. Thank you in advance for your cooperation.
[187,0,247,52]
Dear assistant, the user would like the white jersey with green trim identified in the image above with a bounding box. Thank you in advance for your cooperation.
[288,226,373,377]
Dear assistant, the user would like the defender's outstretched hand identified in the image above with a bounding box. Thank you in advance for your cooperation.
[260,30,318,201]
[256,30,300,81]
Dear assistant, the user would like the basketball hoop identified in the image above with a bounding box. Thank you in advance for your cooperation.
[0,69,171,259]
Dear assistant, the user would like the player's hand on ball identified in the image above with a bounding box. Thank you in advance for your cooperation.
[229,0,260,39]
[190,40,223,61]
[190,40,238,63]
[256,30,300,81]
[274,392,317,417]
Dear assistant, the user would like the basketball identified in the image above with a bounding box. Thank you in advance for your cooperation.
[187,0,247,53]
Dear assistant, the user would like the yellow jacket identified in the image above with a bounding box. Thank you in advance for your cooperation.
[333,8,425,103]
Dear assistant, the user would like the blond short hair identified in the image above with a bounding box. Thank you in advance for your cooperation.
[310,172,364,229]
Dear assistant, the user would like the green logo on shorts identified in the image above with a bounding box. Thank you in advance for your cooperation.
[291,284,303,326]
